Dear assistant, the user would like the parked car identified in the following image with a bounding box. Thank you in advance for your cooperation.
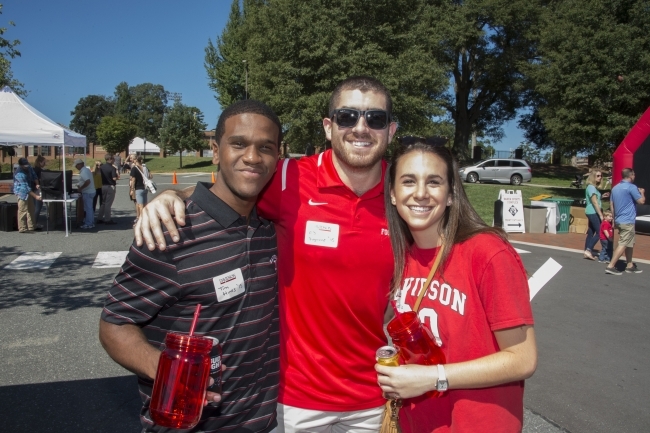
[458,158,532,185]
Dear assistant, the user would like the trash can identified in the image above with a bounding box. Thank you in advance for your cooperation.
[0,201,18,231]
[523,205,547,233]
[542,198,573,233]
[493,199,503,228]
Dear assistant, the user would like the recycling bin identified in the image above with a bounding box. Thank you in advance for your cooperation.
[542,198,573,233]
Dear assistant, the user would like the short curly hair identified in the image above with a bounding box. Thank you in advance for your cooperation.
[214,99,282,145]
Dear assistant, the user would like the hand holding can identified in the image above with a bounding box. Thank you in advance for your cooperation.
[376,346,400,367]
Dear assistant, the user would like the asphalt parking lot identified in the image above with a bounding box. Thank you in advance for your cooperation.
[1,173,648,433]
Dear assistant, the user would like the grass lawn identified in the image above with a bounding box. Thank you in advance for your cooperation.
[141,156,216,173]
[529,163,605,187]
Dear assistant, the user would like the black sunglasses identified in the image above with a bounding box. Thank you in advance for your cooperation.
[398,136,449,147]
[330,108,390,130]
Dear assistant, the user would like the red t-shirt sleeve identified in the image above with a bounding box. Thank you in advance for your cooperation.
[257,159,291,221]
[476,243,534,331]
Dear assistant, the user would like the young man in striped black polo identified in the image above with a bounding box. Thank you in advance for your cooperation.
[99,99,282,433]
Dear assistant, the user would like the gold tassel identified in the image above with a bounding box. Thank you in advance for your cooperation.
[379,399,403,433]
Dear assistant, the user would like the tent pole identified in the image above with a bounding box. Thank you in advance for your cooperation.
[62,148,69,237]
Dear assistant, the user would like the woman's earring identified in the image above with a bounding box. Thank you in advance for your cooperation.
[391,198,396,205]
[447,199,452,206]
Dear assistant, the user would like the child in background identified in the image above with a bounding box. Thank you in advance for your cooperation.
[599,210,614,263]
[92,161,103,213]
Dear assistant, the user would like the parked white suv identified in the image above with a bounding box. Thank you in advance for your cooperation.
[458,159,532,185]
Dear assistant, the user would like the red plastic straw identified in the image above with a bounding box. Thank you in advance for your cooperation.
[390,300,400,317]
[188,304,202,336]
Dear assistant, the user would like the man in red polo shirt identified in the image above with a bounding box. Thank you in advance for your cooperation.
[135,76,397,432]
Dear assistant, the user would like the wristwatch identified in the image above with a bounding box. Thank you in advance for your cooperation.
[435,364,448,392]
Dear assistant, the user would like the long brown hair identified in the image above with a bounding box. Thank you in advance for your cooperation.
[385,141,506,297]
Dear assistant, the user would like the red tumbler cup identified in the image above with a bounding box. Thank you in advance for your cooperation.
[150,332,213,429]
[387,310,446,398]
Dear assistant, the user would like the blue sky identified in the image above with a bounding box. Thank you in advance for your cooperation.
[3,0,525,150]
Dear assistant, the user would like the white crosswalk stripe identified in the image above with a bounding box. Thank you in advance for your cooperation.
[528,258,562,300]
[5,252,62,270]
[4,251,130,270]
[515,248,531,254]
[92,251,129,268]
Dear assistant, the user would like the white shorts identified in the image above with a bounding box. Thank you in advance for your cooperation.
[277,403,384,433]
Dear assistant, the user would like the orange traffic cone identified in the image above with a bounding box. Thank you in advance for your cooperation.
[172,171,178,185]
[211,171,216,183]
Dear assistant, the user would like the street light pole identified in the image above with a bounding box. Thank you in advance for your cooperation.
[243,60,248,99]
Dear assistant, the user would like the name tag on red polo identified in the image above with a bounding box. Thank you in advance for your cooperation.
[304,221,339,248]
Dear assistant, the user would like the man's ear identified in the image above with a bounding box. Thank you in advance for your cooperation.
[323,117,333,141]
[388,121,398,142]
[212,141,220,166]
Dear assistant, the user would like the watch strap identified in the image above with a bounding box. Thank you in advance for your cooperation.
[436,364,448,391]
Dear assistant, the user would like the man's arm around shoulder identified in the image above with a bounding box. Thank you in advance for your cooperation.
[135,186,195,251]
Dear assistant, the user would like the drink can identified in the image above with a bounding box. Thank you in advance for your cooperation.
[376,345,400,366]
[205,337,222,394]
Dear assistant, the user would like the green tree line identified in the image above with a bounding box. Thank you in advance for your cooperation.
[70,82,206,162]
[205,0,650,160]
[0,4,25,96]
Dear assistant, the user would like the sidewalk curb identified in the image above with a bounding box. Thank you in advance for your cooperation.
[510,240,650,265]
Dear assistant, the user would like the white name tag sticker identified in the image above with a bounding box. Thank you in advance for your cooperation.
[213,268,245,302]
[305,221,339,248]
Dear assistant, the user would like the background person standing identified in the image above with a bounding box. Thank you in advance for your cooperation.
[92,160,103,213]
[13,158,42,233]
[583,170,609,260]
[130,156,150,226]
[605,168,645,275]
[97,154,118,225]
[113,153,122,173]
[74,158,95,229]
[32,155,46,229]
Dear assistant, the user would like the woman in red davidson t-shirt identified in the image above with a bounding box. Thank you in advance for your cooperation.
[376,138,537,433]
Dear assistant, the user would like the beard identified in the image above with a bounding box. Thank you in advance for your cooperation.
[330,131,389,171]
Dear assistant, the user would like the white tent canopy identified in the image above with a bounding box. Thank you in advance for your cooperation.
[0,86,86,147]
[0,86,87,237]
[128,137,161,154]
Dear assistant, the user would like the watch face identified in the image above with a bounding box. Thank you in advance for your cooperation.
[438,380,448,392]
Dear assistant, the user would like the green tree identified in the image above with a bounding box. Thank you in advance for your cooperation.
[420,0,542,158]
[205,0,448,153]
[96,116,137,155]
[0,4,25,96]
[518,141,543,163]
[158,103,207,168]
[521,0,650,160]
[70,95,116,150]
[113,82,168,142]
[205,0,248,106]
[476,137,496,159]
